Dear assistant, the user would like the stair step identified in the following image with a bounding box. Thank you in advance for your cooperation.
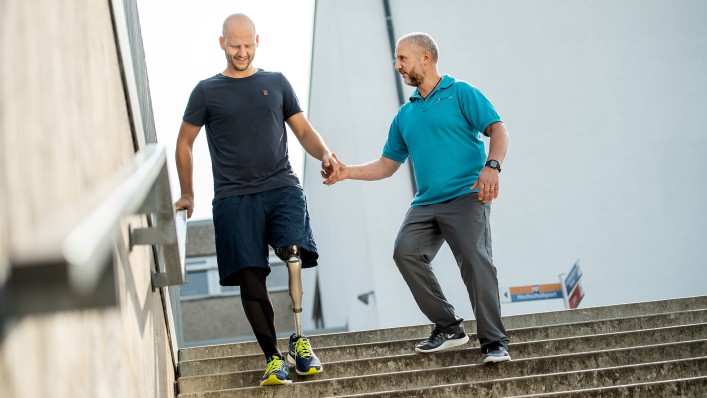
[507,376,707,397]
[178,357,706,397]
[179,321,707,377]
[177,339,707,393]
[501,295,707,329]
[179,306,707,361]
[176,296,707,397]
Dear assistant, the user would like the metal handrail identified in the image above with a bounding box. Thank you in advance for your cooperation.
[5,143,187,315]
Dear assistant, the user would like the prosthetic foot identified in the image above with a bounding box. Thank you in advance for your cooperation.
[277,245,304,336]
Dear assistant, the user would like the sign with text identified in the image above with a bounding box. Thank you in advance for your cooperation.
[564,262,582,295]
[500,283,563,303]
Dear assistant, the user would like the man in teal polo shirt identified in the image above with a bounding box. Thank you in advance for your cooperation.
[323,32,511,363]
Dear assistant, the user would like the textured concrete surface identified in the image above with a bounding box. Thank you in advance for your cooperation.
[1,1,177,397]
[176,296,707,397]
[178,340,707,393]
[179,307,707,360]
[185,221,216,258]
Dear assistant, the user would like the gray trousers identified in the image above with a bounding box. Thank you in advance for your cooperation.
[393,193,509,351]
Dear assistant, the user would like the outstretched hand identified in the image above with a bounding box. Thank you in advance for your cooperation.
[321,153,348,186]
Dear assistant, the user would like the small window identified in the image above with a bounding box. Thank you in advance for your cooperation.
[180,269,209,298]
[180,253,287,299]
[180,258,217,299]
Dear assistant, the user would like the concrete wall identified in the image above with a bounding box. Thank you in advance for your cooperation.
[181,292,295,344]
[185,221,218,258]
[0,0,175,397]
[303,0,707,332]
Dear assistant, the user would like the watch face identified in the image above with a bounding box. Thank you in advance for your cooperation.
[486,160,501,171]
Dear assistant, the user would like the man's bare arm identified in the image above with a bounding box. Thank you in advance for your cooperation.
[323,154,402,186]
[286,112,340,179]
[174,121,202,218]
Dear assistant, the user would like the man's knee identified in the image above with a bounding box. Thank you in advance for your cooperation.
[393,236,416,264]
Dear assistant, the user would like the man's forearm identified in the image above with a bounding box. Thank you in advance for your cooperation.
[175,145,194,197]
[486,122,509,164]
[299,128,332,161]
[347,158,400,181]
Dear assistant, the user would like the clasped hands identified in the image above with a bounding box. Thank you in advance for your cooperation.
[321,153,347,186]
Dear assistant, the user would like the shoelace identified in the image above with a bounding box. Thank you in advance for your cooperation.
[429,327,445,340]
[293,338,313,358]
[265,356,284,374]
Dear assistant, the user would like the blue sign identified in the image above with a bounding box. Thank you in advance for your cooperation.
[512,291,563,302]
[501,284,564,304]
[564,262,582,294]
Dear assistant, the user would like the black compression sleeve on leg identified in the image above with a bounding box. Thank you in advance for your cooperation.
[238,267,279,358]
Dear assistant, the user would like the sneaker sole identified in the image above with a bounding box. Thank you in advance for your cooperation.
[295,366,324,376]
[260,374,292,386]
[483,354,512,364]
[415,334,470,354]
[287,354,324,375]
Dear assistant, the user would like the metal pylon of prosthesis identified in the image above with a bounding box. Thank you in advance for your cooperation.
[284,245,304,336]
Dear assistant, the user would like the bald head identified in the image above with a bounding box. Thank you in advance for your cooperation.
[222,13,257,37]
[397,33,439,63]
[219,13,259,77]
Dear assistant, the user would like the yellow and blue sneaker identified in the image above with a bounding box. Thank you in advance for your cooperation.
[260,354,292,386]
[287,334,324,376]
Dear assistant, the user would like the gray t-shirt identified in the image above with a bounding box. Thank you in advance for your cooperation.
[183,69,302,202]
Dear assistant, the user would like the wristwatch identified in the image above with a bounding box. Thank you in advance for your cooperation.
[485,159,502,173]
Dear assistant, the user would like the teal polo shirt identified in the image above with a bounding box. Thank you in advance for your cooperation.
[383,75,502,206]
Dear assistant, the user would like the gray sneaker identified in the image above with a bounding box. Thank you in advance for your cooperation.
[415,326,469,353]
[483,346,511,363]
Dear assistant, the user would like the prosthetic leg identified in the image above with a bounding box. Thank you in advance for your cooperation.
[277,245,304,336]
[276,244,323,375]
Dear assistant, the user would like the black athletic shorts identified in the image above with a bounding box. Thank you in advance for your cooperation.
[212,185,318,286]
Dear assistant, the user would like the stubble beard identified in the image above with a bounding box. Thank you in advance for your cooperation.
[403,65,425,87]
[229,56,252,72]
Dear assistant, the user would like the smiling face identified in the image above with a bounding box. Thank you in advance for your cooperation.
[394,39,425,87]
[219,14,258,76]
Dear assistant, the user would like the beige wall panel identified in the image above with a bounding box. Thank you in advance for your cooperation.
[0,219,175,398]
[1,0,176,397]
[2,310,125,398]
[115,216,176,398]
[1,0,134,245]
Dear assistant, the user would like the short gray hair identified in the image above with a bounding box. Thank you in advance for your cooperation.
[398,33,439,63]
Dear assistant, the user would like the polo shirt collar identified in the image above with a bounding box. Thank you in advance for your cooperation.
[409,74,456,101]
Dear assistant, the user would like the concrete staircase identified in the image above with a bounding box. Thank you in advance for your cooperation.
[176,296,707,397]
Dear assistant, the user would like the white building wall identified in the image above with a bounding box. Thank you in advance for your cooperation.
[303,0,707,332]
